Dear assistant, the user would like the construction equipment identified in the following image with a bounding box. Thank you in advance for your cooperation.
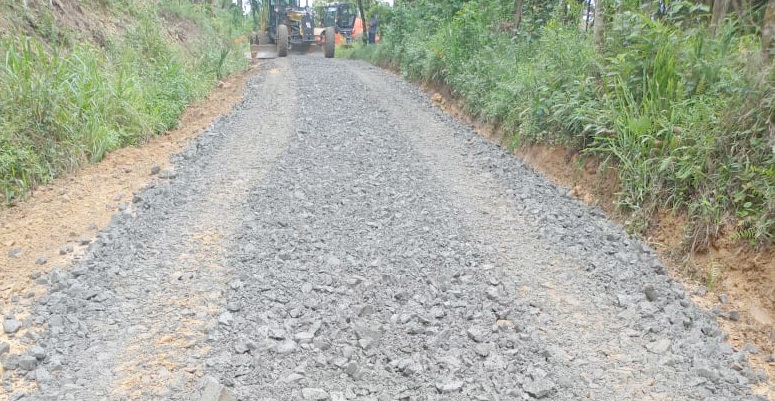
[250,0,335,59]
[318,2,359,46]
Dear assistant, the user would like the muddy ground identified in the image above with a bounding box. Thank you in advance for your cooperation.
[1,56,773,400]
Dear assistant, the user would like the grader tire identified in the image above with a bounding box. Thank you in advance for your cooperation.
[324,27,335,58]
[277,24,289,57]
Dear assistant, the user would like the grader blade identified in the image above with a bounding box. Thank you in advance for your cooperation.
[251,44,278,60]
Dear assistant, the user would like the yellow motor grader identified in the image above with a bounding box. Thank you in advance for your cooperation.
[250,0,335,59]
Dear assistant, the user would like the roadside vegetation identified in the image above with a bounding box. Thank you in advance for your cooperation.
[0,0,251,203]
[351,0,775,251]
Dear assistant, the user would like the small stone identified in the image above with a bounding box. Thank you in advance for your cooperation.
[59,245,73,255]
[301,387,329,400]
[643,285,657,302]
[718,294,729,304]
[358,338,374,350]
[0,342,9,355]
[17,355,38,371]
[345,362,359,377]
[357,304,375,317]
[728,311,740,322]
[3,319,22,334]
[269,328,286,340]
[234,341,249,354]
[77,237,91,246]
[8,248,22,258]
[435,380,464,393]
[218,312,233,326]
[196,376,236,401]
[523,378,554,399]
[150,165,161,175]
[647,339,672,355]
[35,367,52,391]
[313,338,330,350]
[275,341,296,355]
[282,373,304,383]
[474,344,491,357]
[29,345,46,360]
[467,327,484,343]
[294,332,314,344]
[35,256,47,265]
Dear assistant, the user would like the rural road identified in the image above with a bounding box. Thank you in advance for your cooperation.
[1,56,768,401]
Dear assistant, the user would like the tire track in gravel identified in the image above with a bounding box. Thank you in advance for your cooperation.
[7,60,297,401]
[342,59,765,400]
[203,55,760,401]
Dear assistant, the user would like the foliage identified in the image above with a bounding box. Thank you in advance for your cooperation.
[352,0,775,247]
[0,0,249,204]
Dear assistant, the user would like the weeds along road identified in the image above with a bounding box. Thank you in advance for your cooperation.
[4,56,766,401]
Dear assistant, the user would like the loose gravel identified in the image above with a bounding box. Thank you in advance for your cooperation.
[0,56,767,401]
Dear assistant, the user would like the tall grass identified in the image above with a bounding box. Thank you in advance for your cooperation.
[0,0,249,204]
[352,0,775,247]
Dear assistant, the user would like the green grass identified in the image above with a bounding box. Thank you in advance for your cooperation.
[0,0,250,204]
[351,0,775,248]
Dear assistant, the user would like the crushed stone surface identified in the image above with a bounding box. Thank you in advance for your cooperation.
[0,56,766,401]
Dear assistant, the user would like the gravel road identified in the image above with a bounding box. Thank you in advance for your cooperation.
[1,56,768,401]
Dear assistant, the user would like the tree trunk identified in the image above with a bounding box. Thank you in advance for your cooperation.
[763,0,775,61]
[593,0,605,50]
[515,0,525,29]
[357,0,368,45]
[710,0,729,35]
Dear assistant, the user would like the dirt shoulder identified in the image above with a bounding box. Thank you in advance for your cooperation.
[0,65,256,312]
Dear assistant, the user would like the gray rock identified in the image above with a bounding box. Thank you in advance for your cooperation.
[8,247,22,258]
[294,332,314,343]
[35,367,53,391]
[474,344,491,357]
[728,311,740,322]
[435,380,464,393]
[345,361,359,377]
[151,165,161,175]
[195,376,236,401]
[301,388,329,400]
[59,245,73,255]
[274,341,297,354]
[647,339,672,355]
[281,373,304,383]
[718,294,729,304]
[467,327,484,342]
[17,355,38,371]
[0,342,9,355]
[29,345,46,360]
[523,378,554,399]
[218,312,233,326]
[3,319,22,334]
[234,341,249,354]
[643,285,657,302]
[35,256,48,265]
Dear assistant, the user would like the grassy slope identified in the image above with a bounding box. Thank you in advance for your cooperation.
[0,0,250,203]
[351,1,775,251]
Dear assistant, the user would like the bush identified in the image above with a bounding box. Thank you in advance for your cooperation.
[352,0,775,247]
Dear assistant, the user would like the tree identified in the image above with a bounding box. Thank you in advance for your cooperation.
[763,0,775,61]
[593,0,605,49]
[710,0,730,35]
[357,0,368,45]
[515,0,525,29]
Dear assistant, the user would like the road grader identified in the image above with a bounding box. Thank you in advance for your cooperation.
[250,0,335,59]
